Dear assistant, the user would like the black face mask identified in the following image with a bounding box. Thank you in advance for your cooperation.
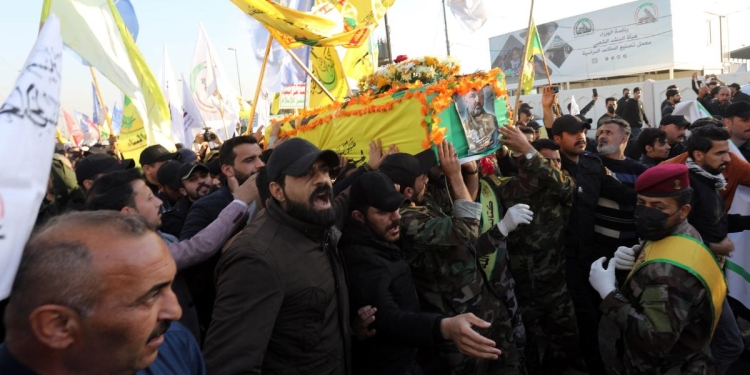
[607,105,615,114]
[634,205,680,241]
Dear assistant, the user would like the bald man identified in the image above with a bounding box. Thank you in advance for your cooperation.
[0,211,205,375]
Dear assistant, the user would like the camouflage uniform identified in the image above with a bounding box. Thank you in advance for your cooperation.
[400,195,522,375]
[487,153,580,374]
[601,221,715,374]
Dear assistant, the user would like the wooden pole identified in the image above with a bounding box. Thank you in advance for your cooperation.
[513,0,536,122]
[245,35,273,135]
[538,38,553,85]
[277,39,336,102]
[89,67,122,159]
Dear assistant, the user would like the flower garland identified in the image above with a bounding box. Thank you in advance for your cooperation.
[358,55,461,95]
[273,67,509,150]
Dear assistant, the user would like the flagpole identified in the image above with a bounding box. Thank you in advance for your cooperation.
[513,0,536,122]
[246,35,273,136]
[276,41,336,102]
[538,41,553,85]
[90,67,122,159]
[441,0,451,56]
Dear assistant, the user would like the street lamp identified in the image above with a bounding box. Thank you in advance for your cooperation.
[228,47,243,96]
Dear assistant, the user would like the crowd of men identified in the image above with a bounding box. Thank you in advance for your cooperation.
[2,78,750,375]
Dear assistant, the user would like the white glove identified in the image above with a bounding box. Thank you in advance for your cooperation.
[589,257,617,299]
[614,246,636,271]
[498,204,533,236]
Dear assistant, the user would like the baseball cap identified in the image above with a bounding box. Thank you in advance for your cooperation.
[550,115,585,137]
[379,151,436,189]
[526,121,542,130]
[729,83,741,90]
[139,145,181,166]
[178,161,210,181]
[575,115,593,130]
[75,154,135,185]
[266,138,339,182]
[156,160,182,190]
[725,101,750,119]
[659,115,690,128]
[177,148,198,164]
[520,102,533,110]
[350,172,410,213]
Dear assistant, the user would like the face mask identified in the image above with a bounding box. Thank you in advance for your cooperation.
[607,105,615,114]
[634,205,679,241]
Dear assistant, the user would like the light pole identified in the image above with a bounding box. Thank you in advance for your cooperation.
[228,47,243,96]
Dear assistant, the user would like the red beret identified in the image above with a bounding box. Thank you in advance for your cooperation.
[635,164,690,197]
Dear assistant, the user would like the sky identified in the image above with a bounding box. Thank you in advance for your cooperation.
[0,0,748,116]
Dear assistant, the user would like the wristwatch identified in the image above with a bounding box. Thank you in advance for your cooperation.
[524,150,537,160]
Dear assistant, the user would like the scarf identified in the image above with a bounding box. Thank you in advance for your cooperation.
[686,157,727,190]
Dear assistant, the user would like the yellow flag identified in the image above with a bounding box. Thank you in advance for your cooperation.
[42,0,173,153]
[119,96,148,164]
[521,20,544,94]
[309,47,349,108]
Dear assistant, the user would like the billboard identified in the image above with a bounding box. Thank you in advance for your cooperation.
[489,0,674,85]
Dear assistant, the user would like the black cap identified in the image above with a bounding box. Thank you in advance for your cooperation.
[729,83,741,90]
[659,115,690,128]
[526,120,542,130]
[379,152,434,189]
[519,108,533,116]
[139,145,181,166]
[550,115,585,137]
[266,138,339,182]
[178,161,210,181]
[520,102,533,110]
[350,172,410,213]
[156,160,182,190]
[207,157,222,176]
[725,101,750,119]
[75,154,135,185]
[177,149,198,164]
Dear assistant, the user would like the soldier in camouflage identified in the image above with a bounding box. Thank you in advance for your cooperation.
[379,142,533,375]
[486,127,581,375]
[591,164,724,374]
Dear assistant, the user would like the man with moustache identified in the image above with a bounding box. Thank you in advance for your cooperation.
[661,88,681,116]
[706,86,733,118]
[84,169,257,341]
[0,211,205,375]
[204,138,355,375]
[160,161,214,237]
[463,88,498,151]
[341,172,503,375]
[724,101,750,161]
[659,115,690,158]
[592,164,725,374]
[546,112,635,375]
[637,128,671,168]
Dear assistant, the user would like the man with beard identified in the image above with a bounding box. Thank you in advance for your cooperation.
[706,86,732,118]
[139,145,182,211]
[381,142,534,375]
[341,172,503,375]
[621,87,650,139]
[637,128,671,168]
[660,85,678,112]
[591,164,726,374]
[596,118,647,187]
[729,83,750,103]
[0,211,205,374]
[615,88,629,117]
[724,101,750,161]
[156,161,185,211]
[661,88,681,116]
[463,88,498,151]
[160,161,214,237]
[204,138,356,375]
[597,97,622,128]
[547,113,635,375]
[659,115,690,158]
[85,169,257,342]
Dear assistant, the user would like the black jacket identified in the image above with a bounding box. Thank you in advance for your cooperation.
[668,142,687,159]
[621,98,648,128]
[688,170,728,246]
[732,91,750,103]
[639,154,662,168]
[706,99,730,118]
[180,186,234,240]
[340,218,443,375]
[161,195,192,237]
[616,96,629,116]
[561,153,637,260]
[204,196,352,375]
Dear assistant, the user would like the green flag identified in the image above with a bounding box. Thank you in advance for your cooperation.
[521,21,543,94]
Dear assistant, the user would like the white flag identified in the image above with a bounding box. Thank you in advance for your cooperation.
[726,141,750,310]
[447,0,488,33]
[182,74,206,144]
[189,24,241,138]
[159,45,185,144]
[671,100,712,123]
[569,95,580,116]
[0,15,63,299]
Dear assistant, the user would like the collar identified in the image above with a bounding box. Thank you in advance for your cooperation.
[267,198,332,241]
[686,157,727,190]
[0,344,37,375]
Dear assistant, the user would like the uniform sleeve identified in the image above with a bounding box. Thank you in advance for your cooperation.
[523,153,575,204]
[600,264,705,359]
[203,251,284,375]
[401,200,481,248]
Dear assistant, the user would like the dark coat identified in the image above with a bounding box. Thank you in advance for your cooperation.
[160,195,192,238]
[204,196,352,375]
[340,218,443,375]
[688,170,728,245]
